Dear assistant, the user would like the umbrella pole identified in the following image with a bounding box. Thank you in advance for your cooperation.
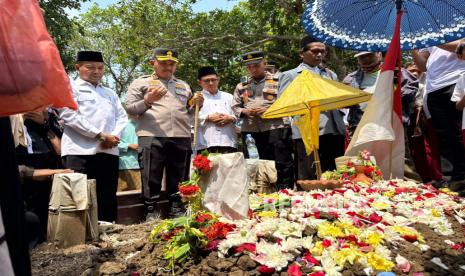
[313,148,323,179]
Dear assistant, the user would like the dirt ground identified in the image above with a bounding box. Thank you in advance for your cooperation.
[31,217,465,276]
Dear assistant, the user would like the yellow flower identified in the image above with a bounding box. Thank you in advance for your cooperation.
[364,232,384,247]
[383,191,395,198]
[372,201,390,210]
[311,241,325,256]
[335,222,361,236]
[318,222,344,238]
[390,226,425,243]
[439,188,459,196]
[256,210,278,218]
[431,209,440,217]
[365,252,395,271]
[332,248,362,268]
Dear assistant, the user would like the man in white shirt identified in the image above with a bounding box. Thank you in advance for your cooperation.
[197,66,237,153]
[412,40,465,191]
[60,51,128,222]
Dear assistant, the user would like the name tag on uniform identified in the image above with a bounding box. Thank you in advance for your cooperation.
[175,83,186,90]
[79,89,92,93]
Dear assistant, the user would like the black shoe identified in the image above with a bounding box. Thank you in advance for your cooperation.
[156,200,171,220]
[448,179,465,192]
[428,179,448,189]
[169,201,186,218]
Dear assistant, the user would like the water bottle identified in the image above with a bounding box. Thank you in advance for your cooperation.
[245,134,259,159]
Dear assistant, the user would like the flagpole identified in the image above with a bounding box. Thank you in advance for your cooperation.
[389,3,404,179]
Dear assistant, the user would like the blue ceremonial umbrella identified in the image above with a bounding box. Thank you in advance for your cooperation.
[302,0,465,51]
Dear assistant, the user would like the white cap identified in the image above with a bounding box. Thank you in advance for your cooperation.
[354,51,373,58]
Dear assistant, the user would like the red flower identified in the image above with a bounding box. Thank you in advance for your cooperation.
[196,213,214,223]
[308,272,325,276]
[311,193,324,199]
[322,239,332,248]
[258,265,275,274]
[368,213,382,223]
[402,235,418,242]
[193,154,212,173]
[423,193,436,198]
[179,185,200,198]
[161,227,183,240]
[248,209,254,219]
[204,239,221,251]
[287,263,302,276]
[201,222,235,241]
[303,252,320,265]
[279,189,290,195]
[234,243,256,254]
[364,166,375,175]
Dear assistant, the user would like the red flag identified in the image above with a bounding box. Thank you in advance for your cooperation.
[345,11,405,179]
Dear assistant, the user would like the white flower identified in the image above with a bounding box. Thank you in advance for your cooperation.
[254,241,293,271]
[320,251,342,276]
[302,236,314,250]
[281,237,303,253]
[375,245,392,261]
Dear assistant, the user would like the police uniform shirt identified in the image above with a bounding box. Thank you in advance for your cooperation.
[232,76,287,133]
[60,77,128,156]
[125,74,193,137]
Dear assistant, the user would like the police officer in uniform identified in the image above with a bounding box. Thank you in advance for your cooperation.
[125,48,203,219]
[61,51,128,222]
[232,51,294,190]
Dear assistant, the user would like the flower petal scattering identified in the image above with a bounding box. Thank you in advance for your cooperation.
[217,179,465,275]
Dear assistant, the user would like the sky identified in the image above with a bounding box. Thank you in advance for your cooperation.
[67,0,237,17]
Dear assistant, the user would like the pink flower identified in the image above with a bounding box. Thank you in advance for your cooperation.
[287,263,302,276]
[396,254,411,273]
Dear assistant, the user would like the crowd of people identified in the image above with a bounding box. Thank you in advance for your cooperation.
[9,36,465,252]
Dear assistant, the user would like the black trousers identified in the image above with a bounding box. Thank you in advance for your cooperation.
[294,134,345,180]
[204,146,237,154]
[16,152,55,243]
[242,128,295,189]
[427,84,465,180]
[0,117,31,276]
[138,137,191,204]
[64,153,119,222]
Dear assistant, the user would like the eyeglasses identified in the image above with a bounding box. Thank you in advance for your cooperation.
[201,78,219,83]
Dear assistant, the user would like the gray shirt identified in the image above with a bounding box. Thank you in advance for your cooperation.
[232,76,288,133]
[277,63,346,139]
[125,74,194,137]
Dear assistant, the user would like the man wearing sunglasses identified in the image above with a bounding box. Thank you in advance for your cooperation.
[278,36,346,182]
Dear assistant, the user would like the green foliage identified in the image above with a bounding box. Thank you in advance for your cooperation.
[67,0,362,95]
[39,0,88,71]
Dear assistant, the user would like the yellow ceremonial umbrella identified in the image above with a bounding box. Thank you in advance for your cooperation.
[262,70,372,177]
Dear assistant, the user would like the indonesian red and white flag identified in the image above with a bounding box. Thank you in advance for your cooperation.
[345,11,405,179]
